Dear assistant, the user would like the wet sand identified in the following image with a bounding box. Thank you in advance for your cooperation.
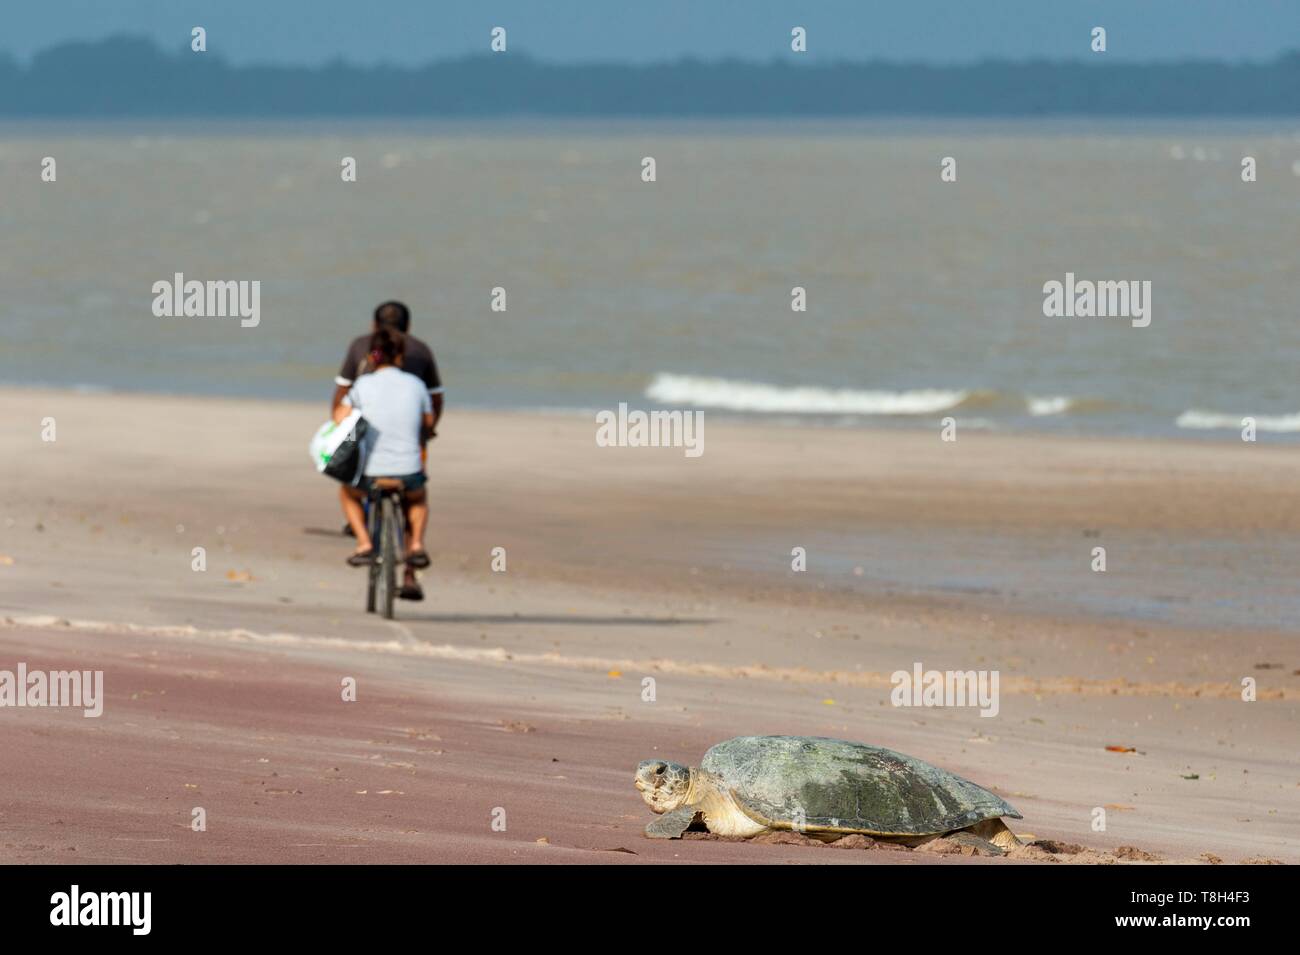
[1,387,1297,863]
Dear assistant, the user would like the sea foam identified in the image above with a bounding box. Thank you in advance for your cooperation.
[1176,410,1300,432]
[645,373,968,415]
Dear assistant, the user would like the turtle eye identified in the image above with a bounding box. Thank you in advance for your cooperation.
[654,763,667,775]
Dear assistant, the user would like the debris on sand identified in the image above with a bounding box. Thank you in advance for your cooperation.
[916,838,964,855]
[402,728,441,741]
[826,834,876,850]
[749,830,820,847]
[1006,843,1057,862]
[1115,845,1161,861]
[682,830,865,849]
[917,836,1002,857]
[684,830,926,853]
[1030,839,1086,855]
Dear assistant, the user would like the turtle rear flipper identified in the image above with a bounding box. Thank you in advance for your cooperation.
[969,817,1021,850]
[645,807,699,839]
[945,831,1005,856]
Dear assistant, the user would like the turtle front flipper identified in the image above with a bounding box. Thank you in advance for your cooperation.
[644,807,699,839]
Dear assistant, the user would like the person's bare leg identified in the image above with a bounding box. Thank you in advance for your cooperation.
[405,490,428,558]
[399,490,427,596]
[339,486,372,552]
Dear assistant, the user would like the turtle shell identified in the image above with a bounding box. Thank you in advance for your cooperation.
[700,735,1021,836]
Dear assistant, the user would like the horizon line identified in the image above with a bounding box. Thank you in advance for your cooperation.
[5,34,1300,71]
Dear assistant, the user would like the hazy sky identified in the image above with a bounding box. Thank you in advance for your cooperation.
[8,1,1299,66]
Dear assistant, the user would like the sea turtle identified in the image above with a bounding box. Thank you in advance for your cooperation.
[634,735,1022,853]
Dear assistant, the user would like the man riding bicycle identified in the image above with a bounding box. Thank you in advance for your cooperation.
[333,326,435,594]
[332,301,444,424]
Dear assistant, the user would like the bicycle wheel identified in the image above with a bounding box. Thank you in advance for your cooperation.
[379,494,399,619]
[365,496,381,613]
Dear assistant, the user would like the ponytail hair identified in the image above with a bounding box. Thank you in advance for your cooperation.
[367,326,405,369]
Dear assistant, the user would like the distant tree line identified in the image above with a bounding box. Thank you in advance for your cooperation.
[1,36,1297,116]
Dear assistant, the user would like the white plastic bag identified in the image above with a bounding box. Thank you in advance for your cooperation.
[309,410,364,473]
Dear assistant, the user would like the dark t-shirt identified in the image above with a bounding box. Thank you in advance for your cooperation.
[335,332,443,395]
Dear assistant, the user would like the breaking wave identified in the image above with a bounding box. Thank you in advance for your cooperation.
[1176,410,1300,433]
[646,374,1086,419]
[645,373,968,415]
[1027,395,1073,416]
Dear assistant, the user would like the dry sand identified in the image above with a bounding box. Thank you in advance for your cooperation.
[1,387,1296,864]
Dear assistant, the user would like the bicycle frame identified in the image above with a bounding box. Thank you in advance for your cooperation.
[365,485,406,618]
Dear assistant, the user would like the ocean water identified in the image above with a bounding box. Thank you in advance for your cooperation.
[2,119,1299,439]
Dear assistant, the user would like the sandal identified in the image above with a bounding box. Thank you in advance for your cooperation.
[346,549,375,566]
[405,550,431,569]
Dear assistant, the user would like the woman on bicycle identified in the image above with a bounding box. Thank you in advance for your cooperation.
[333,326,434,574]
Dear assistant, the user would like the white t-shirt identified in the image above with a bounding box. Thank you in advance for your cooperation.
[343,367,431,477]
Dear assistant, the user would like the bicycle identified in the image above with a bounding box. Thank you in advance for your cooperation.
[364,478,407,619]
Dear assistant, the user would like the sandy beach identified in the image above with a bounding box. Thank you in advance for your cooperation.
[1,386,1297,864]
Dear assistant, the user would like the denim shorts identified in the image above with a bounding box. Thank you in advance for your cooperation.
[366,472,427,491]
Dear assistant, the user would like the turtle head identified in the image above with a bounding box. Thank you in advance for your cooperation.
[635,759,692,813]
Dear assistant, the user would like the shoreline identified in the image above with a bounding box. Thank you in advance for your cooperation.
[1,381,1293,446]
